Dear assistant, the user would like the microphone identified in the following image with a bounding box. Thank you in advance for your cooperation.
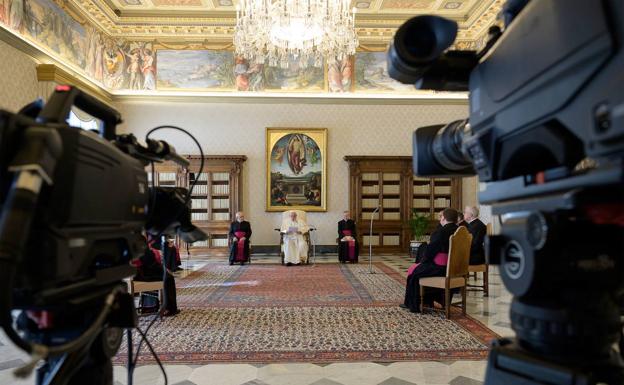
[363,205,381,274]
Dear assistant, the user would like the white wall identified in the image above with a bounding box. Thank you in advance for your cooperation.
[116,100,471,245]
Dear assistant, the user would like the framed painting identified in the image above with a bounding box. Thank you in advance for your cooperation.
[266,128,327,212]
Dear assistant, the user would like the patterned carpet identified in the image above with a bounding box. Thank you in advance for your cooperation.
[116,262,498,364]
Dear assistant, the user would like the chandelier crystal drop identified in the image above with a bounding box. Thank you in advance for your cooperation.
[234,0,359,69]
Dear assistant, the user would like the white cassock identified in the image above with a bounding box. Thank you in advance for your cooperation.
[281,219,309,264]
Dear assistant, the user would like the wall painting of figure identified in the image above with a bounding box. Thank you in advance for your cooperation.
[266,128,327,212]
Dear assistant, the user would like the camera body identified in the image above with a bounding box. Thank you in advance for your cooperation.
[8,117,148,306]
[0,86,206,384]
[388,0,624,383]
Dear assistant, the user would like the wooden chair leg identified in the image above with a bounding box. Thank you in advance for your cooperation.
[461,286,466,315]
[484,266,489,297]
[445,288,451,319]
[420,285,425,313]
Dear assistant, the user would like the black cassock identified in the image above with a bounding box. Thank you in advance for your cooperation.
[161,243,178,314]
[467,218,487,265]
[229,220,252,264]
[404,223,458,312]
[337,219,359,263]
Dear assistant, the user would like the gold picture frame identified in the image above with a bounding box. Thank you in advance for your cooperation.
[266,127,327,212]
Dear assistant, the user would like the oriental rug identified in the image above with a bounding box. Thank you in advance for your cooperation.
[116,262,498,364]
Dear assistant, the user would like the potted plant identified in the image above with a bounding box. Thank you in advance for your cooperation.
[408,210,431,260]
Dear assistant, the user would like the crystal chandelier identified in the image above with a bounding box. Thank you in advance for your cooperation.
[234,0,359,68]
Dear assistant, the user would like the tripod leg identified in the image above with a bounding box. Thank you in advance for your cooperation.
[37,346,113,385]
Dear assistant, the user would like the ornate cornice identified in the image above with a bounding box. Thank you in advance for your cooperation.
[36,64,114,104]
[65,0,503,45]
[113,92,469,105]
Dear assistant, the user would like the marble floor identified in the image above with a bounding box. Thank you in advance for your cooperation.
[0,254,513,385]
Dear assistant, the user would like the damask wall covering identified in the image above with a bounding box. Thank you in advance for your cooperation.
[0,39,43,112]
[116,100,477,246]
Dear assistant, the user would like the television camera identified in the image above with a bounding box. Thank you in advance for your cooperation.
[388,0,624,383]
[0,85,207,384]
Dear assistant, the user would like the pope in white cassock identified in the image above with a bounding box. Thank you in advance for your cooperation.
[280,211,309,265]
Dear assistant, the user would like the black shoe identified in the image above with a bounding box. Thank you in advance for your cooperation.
[409,308,421,313]
[161,308,180,317]
[229,261,233,265]
[399,304,408,309]
[286,262,292,266]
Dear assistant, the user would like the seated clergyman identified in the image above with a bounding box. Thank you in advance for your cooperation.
[280,211,309,266]
[229,211,252,265]
[338,210,359,263]
[463,206,487,265]
[401,208,459,313]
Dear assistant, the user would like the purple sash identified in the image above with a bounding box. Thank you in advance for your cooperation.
[342,230,356,260]
[407,252,448,277]
[234,231,246,261]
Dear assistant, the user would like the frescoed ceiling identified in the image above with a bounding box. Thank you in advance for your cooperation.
[63,0,503,47]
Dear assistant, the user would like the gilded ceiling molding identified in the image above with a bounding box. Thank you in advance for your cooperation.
[461,0,504,39]
[357,44,389,52]
[154,40,234,50]
[112,92,469,106]
[36,64,114,104]
[52,0,88,24]
[64,0,502,45]
[463,0,498,28]
[68,0,119,34]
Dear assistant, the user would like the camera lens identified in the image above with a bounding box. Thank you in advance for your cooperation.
[431,120,473,171]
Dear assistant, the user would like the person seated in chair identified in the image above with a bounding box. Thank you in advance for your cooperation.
[456,211,467,227]
[280,210,309,265]
[139,235,180,316]
[401,208,459,313]
[229,211,252,265]
[463,206,487,265]
[338,210,359,263]
[133,235,162,282]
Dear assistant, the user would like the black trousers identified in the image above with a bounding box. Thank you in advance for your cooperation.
[337,240,359,263]
[404,262,446,312]
[469,253,485,265]
[162,273,177,313]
